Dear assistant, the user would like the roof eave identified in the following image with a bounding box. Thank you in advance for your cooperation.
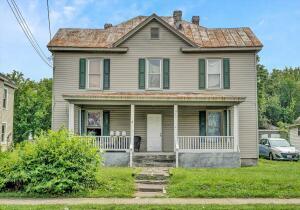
[48,46,128,53]
[181,46,263,53]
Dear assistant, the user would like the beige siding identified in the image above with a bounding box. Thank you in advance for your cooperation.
[52,20,258,158]
[290,127,300,150]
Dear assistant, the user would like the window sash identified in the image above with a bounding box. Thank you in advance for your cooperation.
[150,27,159,39]
[3,88,8,109]
[206,111,223,136]
[206,59,222,89]
[1,123,6,143]
[87,59,102,89]
[146,59,162,89]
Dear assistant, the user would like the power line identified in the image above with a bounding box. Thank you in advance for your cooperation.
[46,0,52,41]
[6,0,53,68]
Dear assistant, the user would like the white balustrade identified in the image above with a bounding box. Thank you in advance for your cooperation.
[81,136,130,151]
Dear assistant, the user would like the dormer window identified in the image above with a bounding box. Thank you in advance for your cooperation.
[150,27,159,39]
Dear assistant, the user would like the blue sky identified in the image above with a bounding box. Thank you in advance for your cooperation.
[0,0,300,80]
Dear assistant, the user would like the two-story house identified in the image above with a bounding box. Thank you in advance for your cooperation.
[48,11,263,168]
[0,73,15,151]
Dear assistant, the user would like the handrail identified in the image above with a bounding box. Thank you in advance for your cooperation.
[80,136,130,151]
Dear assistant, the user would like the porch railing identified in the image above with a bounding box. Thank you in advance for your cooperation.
[81,136,130,151]
[177,136,236,152]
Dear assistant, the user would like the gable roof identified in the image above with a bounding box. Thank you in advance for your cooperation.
[48,13,263,51]
[0,73,16,89]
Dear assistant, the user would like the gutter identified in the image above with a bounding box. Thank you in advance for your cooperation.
[47,46,128,53]
[181,47,262,53]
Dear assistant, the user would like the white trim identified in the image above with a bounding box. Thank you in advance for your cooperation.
[130,104,135,167]
[233,105,239,152]
[146,58,162,90]
[79,107,82,135]
[206,59,222,90]
[3,88,8,110]
[86,58,103,90]
[1,122,7,144]
[174,105,179,167]
[68,103,75,133]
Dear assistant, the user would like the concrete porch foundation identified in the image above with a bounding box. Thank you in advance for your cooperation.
[102,152,130,166]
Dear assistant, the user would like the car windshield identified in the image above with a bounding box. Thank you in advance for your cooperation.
[269,140,290,147]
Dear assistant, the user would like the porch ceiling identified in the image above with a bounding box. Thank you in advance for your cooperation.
[63,92,246,105]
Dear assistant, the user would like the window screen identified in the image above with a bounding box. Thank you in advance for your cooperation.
[207,59,221,89]
[88,59,101,89]
[147,59,161,89]
[151,28,159,39]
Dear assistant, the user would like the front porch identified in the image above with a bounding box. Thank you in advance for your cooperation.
[65,92,244,168]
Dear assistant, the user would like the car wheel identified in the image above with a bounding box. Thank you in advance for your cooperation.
[269,153,274,160]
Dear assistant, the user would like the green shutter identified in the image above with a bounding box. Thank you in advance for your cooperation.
[199,111,206,136]
[79,58,86,89]
[223,58,230,89]
[103,111,110,136]
[81,110,86,135]
[139,58,145,89]
[199,59,206,89]
[163,58,170,89]
[103,59,110,90]
[224,110,228,136]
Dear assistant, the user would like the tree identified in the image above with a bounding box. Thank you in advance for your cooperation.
[6,70,52,143]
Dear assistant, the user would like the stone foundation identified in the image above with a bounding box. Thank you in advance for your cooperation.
[102,151,130,166]
[178,152,241,168]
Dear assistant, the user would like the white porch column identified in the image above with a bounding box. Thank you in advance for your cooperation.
[129,104,135,167]
[174,104,179,167]
[68,103,75,133]
[233,105,239,152]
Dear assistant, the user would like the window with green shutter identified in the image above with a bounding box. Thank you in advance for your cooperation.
[139,58,145,89]
[103,59,110,90]
[199,59,206,89]
[80,110,86,135]
[199,111,206,136]
[223,58,230,89]
[79,58,86,89]
[103,111,110,136]
[223,110,228,136]
[163,58,170,89]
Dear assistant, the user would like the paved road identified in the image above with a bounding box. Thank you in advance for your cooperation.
[0,198,300,205]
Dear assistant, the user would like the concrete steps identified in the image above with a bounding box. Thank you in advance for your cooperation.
[134,167,170,198]
[133,153,175,167]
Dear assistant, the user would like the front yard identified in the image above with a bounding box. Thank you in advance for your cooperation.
[168,159,300,198]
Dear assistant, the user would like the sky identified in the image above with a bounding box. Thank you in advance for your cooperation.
[0,0,300,80]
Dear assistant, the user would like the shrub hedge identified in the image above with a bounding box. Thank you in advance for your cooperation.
[0,129,101,195]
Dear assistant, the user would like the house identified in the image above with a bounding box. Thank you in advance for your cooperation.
[289,117,300,150]
[259,124,287,140]
[47,11,263,168]
[0,73,15,151]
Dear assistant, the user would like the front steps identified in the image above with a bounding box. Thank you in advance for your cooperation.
[134,167,170,198]
[133,152,175,167]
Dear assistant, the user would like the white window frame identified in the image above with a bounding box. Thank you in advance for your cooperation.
[1,122,7,144]
[85,110,103,135]
[206,59,222,89]
[3,88,8,110]
[146,58,162,90]
[86,58,103,90]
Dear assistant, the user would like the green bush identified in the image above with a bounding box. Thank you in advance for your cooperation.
[0,129,101,195]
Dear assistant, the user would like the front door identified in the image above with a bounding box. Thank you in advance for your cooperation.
[147,114,162,151]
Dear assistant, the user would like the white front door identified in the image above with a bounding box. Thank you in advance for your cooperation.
[147,114,162,151]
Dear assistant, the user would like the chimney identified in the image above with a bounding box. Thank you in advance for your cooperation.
[104,23,112,29]
[192,16,200,25]
[173,10,182,22]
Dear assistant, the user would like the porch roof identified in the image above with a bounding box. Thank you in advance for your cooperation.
[63,92,246,104]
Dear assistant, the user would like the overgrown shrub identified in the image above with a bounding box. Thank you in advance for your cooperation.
[0,129,101,195]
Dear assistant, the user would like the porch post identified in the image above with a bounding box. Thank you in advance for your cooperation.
[233,105,239,152]
[174,104,179,167]
[68,103,75,133]
[130,104,135,167]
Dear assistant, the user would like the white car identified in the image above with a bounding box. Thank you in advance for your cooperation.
[259,138,300,161]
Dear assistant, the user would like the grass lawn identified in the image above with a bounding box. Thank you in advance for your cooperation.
[168,159,300,198]
[0,204,300,210]
[0,167,136,198]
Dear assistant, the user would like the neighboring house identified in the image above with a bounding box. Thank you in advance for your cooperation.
[0,73,15,151]
[259,124,287,140]
[47,11,263,168]
[289,117,300,150]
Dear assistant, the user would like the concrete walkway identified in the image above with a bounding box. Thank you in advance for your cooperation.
[1,198,300,205]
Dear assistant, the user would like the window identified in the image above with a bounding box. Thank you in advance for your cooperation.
[207,59,222,89]
[86,110,103,136]
[150,27,159,39]
[298,127,300,136]
[146,59,162,89]
[207,111,222,136]
[1,123,6,143]
[3,88,8,109]
[87,59,102,89]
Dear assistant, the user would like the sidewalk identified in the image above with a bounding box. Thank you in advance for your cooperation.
[1,198,300,205]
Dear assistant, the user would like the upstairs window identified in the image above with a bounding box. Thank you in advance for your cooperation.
[207,59,222,89]
[3,88,8,109]
[1,123,6,143]
[150,27,159,39]
[87,59,102,89]
[146,59,162,89]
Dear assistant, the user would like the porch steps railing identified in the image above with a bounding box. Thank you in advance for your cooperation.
[177,136,236,152]
[81,136,130,151]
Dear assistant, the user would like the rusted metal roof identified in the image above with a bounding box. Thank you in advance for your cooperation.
[63,92,246,103]
[48,14,262,50]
